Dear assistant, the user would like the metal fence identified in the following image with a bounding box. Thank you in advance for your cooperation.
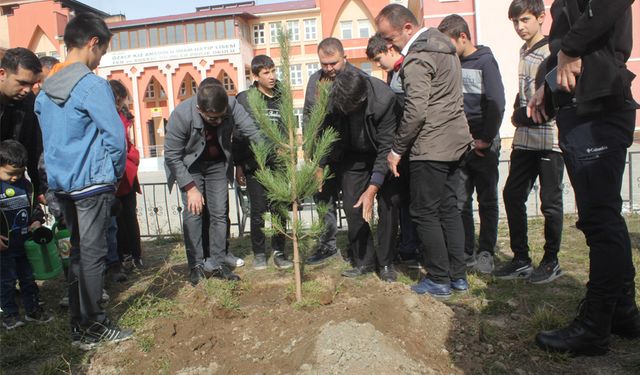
[135,151,640,238]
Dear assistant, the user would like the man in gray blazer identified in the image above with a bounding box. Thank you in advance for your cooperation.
[164,78,261,286]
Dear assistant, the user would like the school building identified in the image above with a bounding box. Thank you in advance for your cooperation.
[1,0,639,170]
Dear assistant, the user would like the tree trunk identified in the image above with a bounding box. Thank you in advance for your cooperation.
[291,201,302,302]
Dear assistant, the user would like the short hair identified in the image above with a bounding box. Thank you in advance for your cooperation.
[438,14,472,40]
[1,48,42,75]
[200,77,223,87]
[318,37,344,56]
[375,4,419,29]
[0,140,28,169]
[366,33,389,60]
[332,70,368,114]
[508,0,545,19]
[109,79,129,102]
[197,80,228,113]
[251,55,275,76]
[39,56,60,70]
[64,13,112,49]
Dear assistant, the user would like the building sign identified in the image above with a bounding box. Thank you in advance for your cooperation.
[150,107,163,118]
[100,39,240,67]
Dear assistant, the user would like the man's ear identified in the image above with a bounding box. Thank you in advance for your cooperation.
[0,68,6,81]
[87,36,101,49]
[537,12,546,25]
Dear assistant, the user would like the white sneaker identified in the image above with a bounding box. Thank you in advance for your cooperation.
[224,252,245,268]
[101,289,110,302]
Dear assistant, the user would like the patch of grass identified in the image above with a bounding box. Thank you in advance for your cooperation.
[527,304,566,332]
[478,320,501,344]
[203,279,241,311]
[138,334,155,353]
[120,294,177,329]
[288,280,328,308]
[396,274,413,286]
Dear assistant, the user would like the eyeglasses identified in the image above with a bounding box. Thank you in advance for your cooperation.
[197,107,228,123]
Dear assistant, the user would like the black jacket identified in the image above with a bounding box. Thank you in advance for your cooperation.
[547,0,636,115]
[0,92,43,195]
[330,76,400,187]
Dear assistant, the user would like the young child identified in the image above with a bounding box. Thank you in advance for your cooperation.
[438,15,505,275]
[0,140,52,330]
[35,13,131,348]
[496,0,564,283]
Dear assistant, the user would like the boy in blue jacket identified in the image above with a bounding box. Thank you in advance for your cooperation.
[438,15,506,275]
[0,140,52,330]
[35,13,131,349]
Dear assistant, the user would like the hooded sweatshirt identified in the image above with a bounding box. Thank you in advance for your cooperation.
[35,62,126,198]
[460,46,505,142]
[394,28,472,162]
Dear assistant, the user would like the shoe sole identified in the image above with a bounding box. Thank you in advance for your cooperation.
[306,252,338,265]
[72,335,133,351]
[274,264,293,270]
[411,286,452,299]
[24,315,54,324]
[253,265,267,270]
[494,268,533,280]
[535,335,609,356]
[529,269,563,285]
[2,322,25,330]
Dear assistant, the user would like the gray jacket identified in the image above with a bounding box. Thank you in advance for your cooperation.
[164,96,261,192]
[395,28,472,162]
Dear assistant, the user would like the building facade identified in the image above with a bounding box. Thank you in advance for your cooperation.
[1,0,639,169]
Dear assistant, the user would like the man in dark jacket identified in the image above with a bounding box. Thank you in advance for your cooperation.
[330,70,399,282]
[164,78,261,286]
[377,4,472,298]
[0,48,43,197]
[530,0,640,356]
[303,38,367,266]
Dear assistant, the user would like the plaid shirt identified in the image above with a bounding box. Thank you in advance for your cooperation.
[512,40,560,152]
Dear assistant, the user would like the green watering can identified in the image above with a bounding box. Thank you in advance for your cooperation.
[24,226,62,280]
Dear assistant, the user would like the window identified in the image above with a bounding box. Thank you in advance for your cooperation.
[138,29,147,48]
[149,27,158,47]
[269,22,281,44]
[129,31,138,49]
[304,19,317,40]
[276,67,283,81]
[225,20,234,38]
[175,25,185,43]
[145,81,155,99]
[110,33,119,50]
[340,21,352,39]
[360,62,373,75]
[216,21,225,39]
[221,72,236,92]
[158,28,167,45]
[294,108,303,129]
[358,19,370,38]
[290,64,302,86]
[286,20,299,42]
[119,31,129,49]
[197,23,206,41]
[206,22,215,40]
[179,75,197,97]
[187,24,196,43]
[253,23,265,44]
[306,63,319,78]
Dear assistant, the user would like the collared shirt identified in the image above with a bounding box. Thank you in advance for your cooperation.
[401,27,429,56]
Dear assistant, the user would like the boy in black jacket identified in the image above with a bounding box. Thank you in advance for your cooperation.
[530,0,640,356]
[438,15,505,275]
[0,140,52,330]
[234,55,292,271]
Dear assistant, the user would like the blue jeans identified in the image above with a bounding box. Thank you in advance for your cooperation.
[0,246,39,316]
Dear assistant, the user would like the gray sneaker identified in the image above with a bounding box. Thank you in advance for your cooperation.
[272,251,293,270]
[224,252,245,268]
[464,251,477,267]
[473,251,494,274]
[493,258,533,280]
[530,259,563,284]
[253,253,267,270]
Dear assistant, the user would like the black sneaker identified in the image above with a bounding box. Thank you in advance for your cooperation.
[189,265,206,286]
[210,264,241,281]
[253,253,267,270]
[73,319,133,351]
[132,258,146,270]
[530,258,563,284]
[305,246,338,265]
[24,307,54,324]
[493,258,533,280]
[2,315,25,330]
[272,250,293,269]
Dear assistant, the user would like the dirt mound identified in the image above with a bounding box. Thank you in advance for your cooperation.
[86,275,462,375]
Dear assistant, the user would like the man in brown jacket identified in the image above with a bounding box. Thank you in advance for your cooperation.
[376,4,472,299]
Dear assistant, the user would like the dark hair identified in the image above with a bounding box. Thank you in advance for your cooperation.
[200,77,223,87]
[332,70,368,114]
[197,80,228,112]
[1,48,42,75]
[375,4,419,29]
[64,13,112,49]
[317,37,344,56]
[0,140,28,169]
[38,56,60,70]
[438,14,472,40]
[109,79,129,102]
[251,55,275,76]
[508,0,545,19]
[366,33,389,60]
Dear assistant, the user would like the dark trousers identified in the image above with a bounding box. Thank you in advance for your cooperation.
[246,172,285,255]
[398,158,420,254]
[0,246,39,316]
[340,168,399,267]
[60,192,114,327]
[116,189,142,260]
[458,142,500,255]
[410,160,465,283]
[314,163,339,251]
[503,149,564,261]
[181,160,228,269]
[557,104,636,302]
